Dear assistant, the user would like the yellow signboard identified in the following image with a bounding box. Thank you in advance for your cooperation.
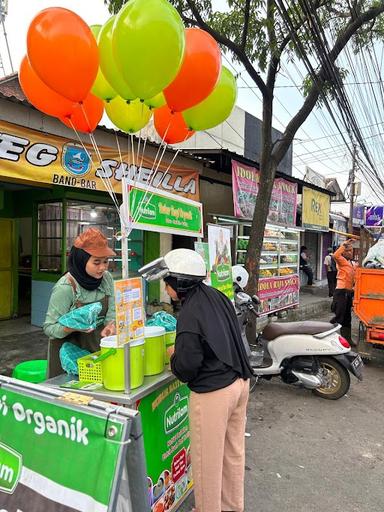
[0,120,199,200]
[302,186,330,231]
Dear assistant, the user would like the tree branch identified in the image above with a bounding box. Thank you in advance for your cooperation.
[184,0,269,97]
[272,1,384,165]
[241,0,251,50]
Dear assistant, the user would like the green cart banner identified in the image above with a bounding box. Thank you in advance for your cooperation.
[0,387,126,511]
[138,380,192,512]
[207,225,234,300]
[126,183,203,238]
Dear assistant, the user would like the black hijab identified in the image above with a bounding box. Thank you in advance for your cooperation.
[68,247,103,291]
[176,282,253,379]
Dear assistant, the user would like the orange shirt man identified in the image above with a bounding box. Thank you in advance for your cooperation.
[330,240,357,345]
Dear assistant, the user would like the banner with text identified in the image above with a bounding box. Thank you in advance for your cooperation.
[365,206,384,226]
[232,160,298,226]
[258,275,300,315]
[207,225,234,300]
[126,183,203,238]
[0,120,199,199]
[0,382,127,511]
[138,380,192,512]
[302,187,330,231]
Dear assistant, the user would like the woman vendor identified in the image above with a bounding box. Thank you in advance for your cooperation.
[140,249,253,512]
[44,227,116,378]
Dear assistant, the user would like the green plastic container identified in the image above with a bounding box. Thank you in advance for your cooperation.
[164,331,176,364]
[99,336,145,391]
[144,326,165,376]
[12,360,47,383]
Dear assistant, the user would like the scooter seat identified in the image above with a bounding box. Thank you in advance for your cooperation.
[263,321,336,341]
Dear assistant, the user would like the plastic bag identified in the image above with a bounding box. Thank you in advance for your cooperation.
[363,240,384,268]
[59,342,90,375]
[58,302,103,330]
[146,311,177,332]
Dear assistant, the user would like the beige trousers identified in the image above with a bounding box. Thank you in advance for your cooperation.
[189,378,250,512]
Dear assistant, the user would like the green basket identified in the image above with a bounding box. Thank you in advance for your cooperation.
[77,352,103,383]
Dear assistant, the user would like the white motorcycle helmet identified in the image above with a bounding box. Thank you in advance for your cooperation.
[232,264,249,290]
[139,248,206,282]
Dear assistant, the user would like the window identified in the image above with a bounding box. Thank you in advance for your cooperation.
[37,202,63,273]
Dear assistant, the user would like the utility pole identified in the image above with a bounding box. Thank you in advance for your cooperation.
[348,143,357,234]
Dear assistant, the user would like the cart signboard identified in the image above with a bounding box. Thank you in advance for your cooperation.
[114,277,145,346]
[126,183,203,238]
[207,225,234,300]
[137,380,192,512]
[0,378,130,512]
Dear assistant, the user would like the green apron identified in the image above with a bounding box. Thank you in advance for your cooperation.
[47,274,109,379]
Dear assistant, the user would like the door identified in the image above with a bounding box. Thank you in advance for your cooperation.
[0,219,14,319]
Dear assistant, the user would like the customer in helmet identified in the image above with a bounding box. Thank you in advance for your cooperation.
[140,249,253,512]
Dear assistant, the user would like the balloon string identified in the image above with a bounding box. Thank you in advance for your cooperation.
[130,120,171,227]
[132,130,192,227]
[78,102,121,216]
[66,116,121,219]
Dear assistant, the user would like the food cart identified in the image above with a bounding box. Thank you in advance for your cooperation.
[45,370,191,512]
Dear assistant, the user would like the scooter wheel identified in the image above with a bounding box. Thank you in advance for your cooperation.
[313,356,350,400]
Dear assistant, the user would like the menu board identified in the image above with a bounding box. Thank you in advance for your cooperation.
[114,277,145,346]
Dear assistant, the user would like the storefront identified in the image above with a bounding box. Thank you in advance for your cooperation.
[0,77,203,323]
[301,186,331,282]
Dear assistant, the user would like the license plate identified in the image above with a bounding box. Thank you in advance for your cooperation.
[351,354,363,370]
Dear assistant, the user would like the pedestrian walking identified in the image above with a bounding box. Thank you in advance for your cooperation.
[324,247,337,297]
[300,246,314,285]
[140,249,253,512]
[43,228,116,378]
[330,240,357,344]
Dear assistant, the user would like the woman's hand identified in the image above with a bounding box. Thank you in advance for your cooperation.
[167,345,175,358]
[101,322,116,338]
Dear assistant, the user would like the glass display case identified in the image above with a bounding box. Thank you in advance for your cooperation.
[236,224,300,277]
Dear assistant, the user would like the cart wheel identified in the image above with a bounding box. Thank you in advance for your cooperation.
[313,357,350,400]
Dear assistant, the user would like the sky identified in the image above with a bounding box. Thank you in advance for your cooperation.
[0,0,379,210]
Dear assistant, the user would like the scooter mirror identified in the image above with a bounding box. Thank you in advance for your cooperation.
[252,295,261,305]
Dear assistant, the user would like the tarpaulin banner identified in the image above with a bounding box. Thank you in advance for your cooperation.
[302,186,330,231]
[207,225,234,300]
[0,383,127,511]
[0,120,199,199]
[257,275,300,315]
[231,160,297,226]
[365,206,383,226]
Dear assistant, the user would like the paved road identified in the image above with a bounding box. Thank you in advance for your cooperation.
[179,313,384,512]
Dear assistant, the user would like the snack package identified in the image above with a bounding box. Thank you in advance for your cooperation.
[58,302,103,330]
[146,311,177,332]
[59,342,90,375]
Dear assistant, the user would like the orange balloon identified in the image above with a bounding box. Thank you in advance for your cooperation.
[27,7,99,102]
[60,94,104,133]
[164,28,221,112]
[154,105,194,144]
[19,56,76,118]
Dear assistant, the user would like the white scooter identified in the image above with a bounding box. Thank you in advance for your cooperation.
[233,266,363,400]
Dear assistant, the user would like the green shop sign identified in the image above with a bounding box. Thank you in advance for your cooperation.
[0,386,126,511]
[128,184,203,238]
[138,380,192,512]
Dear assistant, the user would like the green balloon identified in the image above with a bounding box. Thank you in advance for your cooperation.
[105,96,152,133]
[113,0,185,100]
[89,25,117,102]
[98,16,136,101]
[182,66,237,131]
[144,92,166,109]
